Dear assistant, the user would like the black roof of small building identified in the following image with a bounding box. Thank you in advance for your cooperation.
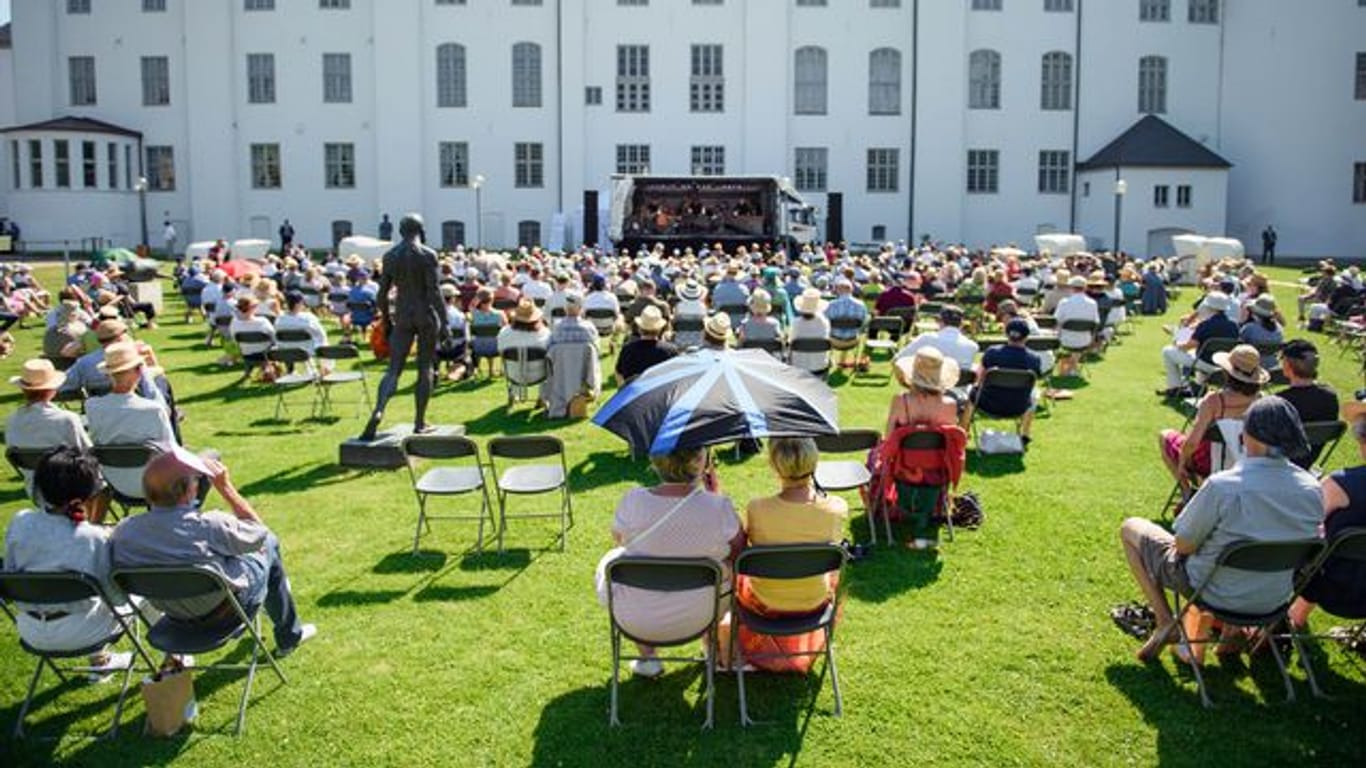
[0,23,12,50]
[0,116,142,139]
[1078,115,1231,171]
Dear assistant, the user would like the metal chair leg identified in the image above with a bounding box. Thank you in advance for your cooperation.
[825,627,843,717]
[412,495,427,554]
[608,631,622,727]
[13,657,43,738]
[237,632,259,735]
[1292,636,1327,699]
[702,632,716,730]
[1175,604,1213,709]
[1266,630,1297,703]
[735,625,753,726]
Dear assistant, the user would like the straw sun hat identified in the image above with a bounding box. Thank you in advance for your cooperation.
[894,347,960,394]
[635,305,667,334]
[1212,344,1270,385]
[512,299,543,324]
[794,288,825,315]
[96,342,145,375]
[10,359,66,391]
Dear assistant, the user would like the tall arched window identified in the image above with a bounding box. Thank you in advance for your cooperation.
[794,46,827,115]
[868,48,901,115]
[436,43,466,108]
[1040,51,1072,111]
[512,42,542,108]
[968,49,1001,109]
[1138,55,1167,114]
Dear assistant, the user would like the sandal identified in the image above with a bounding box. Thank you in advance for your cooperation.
[1110,602,1157,641]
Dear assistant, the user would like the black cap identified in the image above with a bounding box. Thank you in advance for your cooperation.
[939,305,964,325]
[1279,339,1318,361]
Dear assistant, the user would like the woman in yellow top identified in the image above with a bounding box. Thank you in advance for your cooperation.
[735,437,847,673]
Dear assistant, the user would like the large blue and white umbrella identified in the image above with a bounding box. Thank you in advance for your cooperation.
[593,348,839,457]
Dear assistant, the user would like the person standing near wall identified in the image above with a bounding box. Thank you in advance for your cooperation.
[1261,225,1278,265]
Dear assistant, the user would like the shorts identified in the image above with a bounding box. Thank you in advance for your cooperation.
[1160,429,1211,478]
[1133,519,1194,597]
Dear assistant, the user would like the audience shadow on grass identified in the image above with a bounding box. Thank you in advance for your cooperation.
[461,403,575,437]
[235,461,359,497]
[842,538,943,603]
[316,546,538,609]
[568,450,657,490]
[530,664,827,767]
[965,451,1026,477]
[1103,657,1364,764]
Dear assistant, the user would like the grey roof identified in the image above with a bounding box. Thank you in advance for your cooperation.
[0,23,11,49]
[0,116,142,139]
[1078,115,1232,171]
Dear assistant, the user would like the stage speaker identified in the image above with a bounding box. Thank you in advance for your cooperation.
[583,190,599,247]
[825,192,843,245]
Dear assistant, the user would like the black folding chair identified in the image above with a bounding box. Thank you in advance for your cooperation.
[896,429,960,543]
[501,346,549,407]
[232,330,275,380]
[402,435,494,555]
[487,435,572,553]
[0,570,157,739]
[1059,318,1098,378]
[584,308,620,353]
[92,442,164,517]
[1300,420,1347,477]
[856,317,904,380]
[6,445,52,493]
[1285,527,1366,697]
[813,429,883,543]
[264,347,319,420]
[1163,539,1324,708]
[315,343,372,416]
[346,299,377,335]
[112,565,288,736]
[469,323,503,377]
[606,557,722,728]
[828,315,866,361]
[739,337,785,358]
[731,544,847,726]
[788,337,832,379]
[967,368,1038,448]
[1160,426,1227,519]
[181,286,204,323]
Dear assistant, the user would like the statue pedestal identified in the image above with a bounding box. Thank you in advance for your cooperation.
[338,423,466,470]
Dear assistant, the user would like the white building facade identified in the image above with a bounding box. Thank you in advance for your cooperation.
[0,0,1362,259]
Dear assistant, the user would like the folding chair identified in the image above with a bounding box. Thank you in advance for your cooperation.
[895,429,962,543]
[6,445,51,489]
[885,306,917,337]
[1034,314,1057,330]
[264,347,319,420]
[1284,526,1366,698]
[92,442,163,518]
[298,285,322,310]
[314,343,372,416]
[112,565,288,736]
[1164,538,1323,708]
[181,285,204,323]
[402,434,494,555]
[232,330,275,380]
[731,544,847,726]
[502,346,549,407]
[788,337,832,379]
[739,337,785,358]
[606,557,722,728]
[672,316,704,344]
[212,313,232,348]
[813,429,883,543]
[1300,420,1347,477]
[1025,336,1061,410]
[917,302,945,330]
[1059,318,1098,379]
[469,323,503,376]
[1160,426,1226,519]
[346,299,377,336]
[967,368,1038,448]
[326,289,350,319]
[715,303,748,330]
[856,317,904,380]
[828,315,866,366]
[487,435,572,553]
[1189,337,1239,391]
[0,571,157,739]
[493,297,518,313]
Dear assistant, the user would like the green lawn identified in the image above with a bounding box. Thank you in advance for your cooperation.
[2,265,1364,767]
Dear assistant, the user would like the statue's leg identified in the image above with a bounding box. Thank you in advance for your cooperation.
[413,324,438,431]
[359,326,414,440]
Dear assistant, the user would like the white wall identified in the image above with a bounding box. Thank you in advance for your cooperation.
[1,0,1360,258]
[1076,167,1228,257]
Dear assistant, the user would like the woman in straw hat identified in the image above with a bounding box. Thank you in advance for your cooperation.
[882,348,963,549]
[6,358,93,503]
[1159,344,1268,497]
[1238,293,1284,370]
[616,305,678,385]
[737,288,782,355]
[496,299,550,365]
[788,288,831,375]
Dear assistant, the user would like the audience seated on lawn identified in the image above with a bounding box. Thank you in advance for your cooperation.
[1276,339,1340,436]
[1290,396,1366,629]
[497,300,550,362]
[824,277,868,369]
[1239,295,1284,369]
[789,288,831,376]
[965,319,1043,446]
[438,284,470,382]
[110,448,317,658]
[1157,291,1238,397]
[86,342,179,497]
[738,289,782,352]
[545,291,601,418]
[469,287,505,374]
[895,305,978,370]
[1159,344,1266,499]
[624,278,671,338]
[728,437,846,673]
[229,295,276,377]
[597,446,741,679]
[274,290,329,355]
[671,279,707,350]
[1122,397,1321,663]
[3,447,148,674]
[6,359,93,504]
[616,306,677,386]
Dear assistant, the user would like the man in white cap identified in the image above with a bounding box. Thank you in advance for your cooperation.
[111,447,316,658]
[6,358,93,503]
[1054,275,1100,378]
[85,342,178,500]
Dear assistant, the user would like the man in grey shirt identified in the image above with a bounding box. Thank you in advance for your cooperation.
[1119,396,1321,662]
[110,448,316,656]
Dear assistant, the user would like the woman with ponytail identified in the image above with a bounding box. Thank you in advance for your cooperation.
[3,446,141,674]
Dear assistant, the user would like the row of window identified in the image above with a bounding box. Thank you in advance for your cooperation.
[66,46,1366,114]
[8,138,145,191]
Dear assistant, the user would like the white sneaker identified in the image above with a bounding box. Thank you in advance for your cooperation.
[87,651,133,683]
[277,623,318,658]
[629,658,664,678]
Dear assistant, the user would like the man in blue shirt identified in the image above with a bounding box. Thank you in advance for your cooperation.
[1158,291,1238,397]
[966,319,1043,444]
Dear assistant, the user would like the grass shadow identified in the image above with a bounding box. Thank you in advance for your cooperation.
[412,584,500,602]
[373,550,448,574]
[462,403,572,437]
[843,547,944,603]
[315,589,409,608]
[567,450,656,491]
[459,548,533,572]
[235,462,359,497]
[966,451,1026,477]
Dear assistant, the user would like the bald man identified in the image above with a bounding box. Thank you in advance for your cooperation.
[110,449,316,657]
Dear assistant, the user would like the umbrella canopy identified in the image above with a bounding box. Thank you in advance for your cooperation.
[219,259,261,280]
[593,348,839,457]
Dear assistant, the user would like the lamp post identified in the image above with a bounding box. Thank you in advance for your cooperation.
[134,176,149,252]
[1113,176,1128,255]
[471,173,485,249]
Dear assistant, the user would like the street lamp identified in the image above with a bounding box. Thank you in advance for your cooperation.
[1113,176,1128,255]
[134,175,149,252]
[470,173,485,250]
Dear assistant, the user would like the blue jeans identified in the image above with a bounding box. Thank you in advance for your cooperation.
[234,534,305,650]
